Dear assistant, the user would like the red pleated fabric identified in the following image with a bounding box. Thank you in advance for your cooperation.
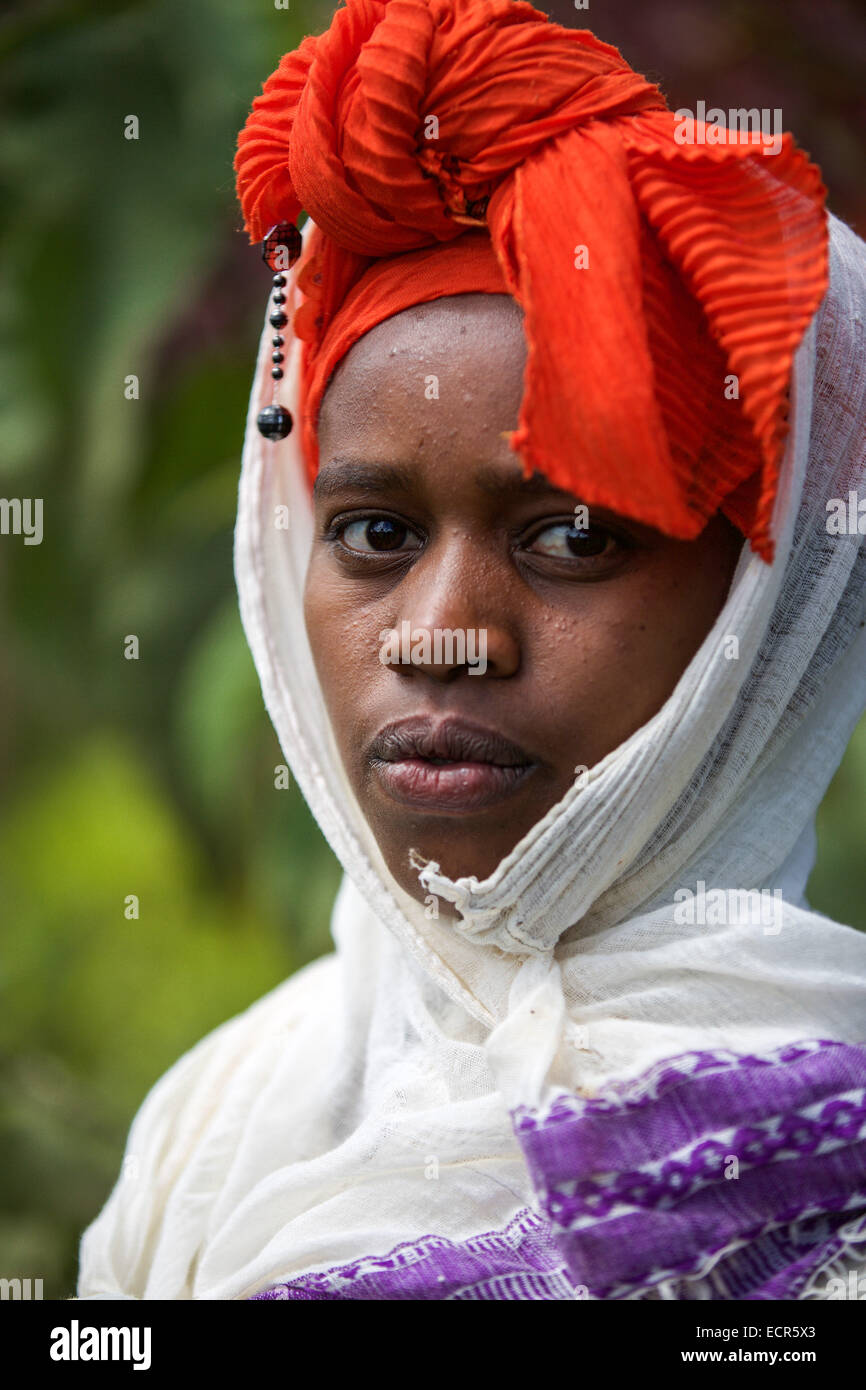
[235,0,829,560]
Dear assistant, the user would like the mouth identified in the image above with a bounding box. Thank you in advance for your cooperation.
[368,715,538,813]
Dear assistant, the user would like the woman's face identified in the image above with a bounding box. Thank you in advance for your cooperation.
[304,294,743,905]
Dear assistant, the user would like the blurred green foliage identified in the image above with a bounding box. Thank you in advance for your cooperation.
[0,0,864,1301]
[0,0,342,1299]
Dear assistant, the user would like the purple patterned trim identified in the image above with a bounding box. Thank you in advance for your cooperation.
[514,1039,866,1299]
[515,1038,843,1123]
[249,1208,572,1301]
[249,1039,866,1301]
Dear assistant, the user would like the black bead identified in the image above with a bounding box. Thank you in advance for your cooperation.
[256,405,293,440]
[272,292,286,305]
[271,367,284,380]
[465,196,490,221]
[272,335,284,347]
[262,222,302,272]
[272,351,284,364]
[269,311,288,329]
[272,274,287,288]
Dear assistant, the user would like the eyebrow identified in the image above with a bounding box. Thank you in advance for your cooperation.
[313,458,577,504]
[473,466,576,502]
[312,460,416,500]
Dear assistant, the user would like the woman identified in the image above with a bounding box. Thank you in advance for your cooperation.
[77,0,866,1300]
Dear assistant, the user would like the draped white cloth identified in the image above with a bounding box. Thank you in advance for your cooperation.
[77,212,866,1300]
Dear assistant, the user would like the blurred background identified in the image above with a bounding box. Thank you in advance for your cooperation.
[1,0,864,1300]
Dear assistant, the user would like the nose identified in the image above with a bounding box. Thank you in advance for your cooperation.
[379,532,521,681]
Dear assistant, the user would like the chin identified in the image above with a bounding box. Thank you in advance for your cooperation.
[387,826,520,894]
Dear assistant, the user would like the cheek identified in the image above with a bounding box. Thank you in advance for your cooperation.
[527,601,650,730]
[524,561,726,760]
[303,555,383,730]
[303,556,343,701]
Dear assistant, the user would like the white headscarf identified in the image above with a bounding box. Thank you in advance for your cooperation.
[78,211,866,1301]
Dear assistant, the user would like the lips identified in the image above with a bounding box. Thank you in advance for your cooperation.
[368,716,537,812]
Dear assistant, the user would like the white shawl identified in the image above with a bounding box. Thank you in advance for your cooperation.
[77,211,866,1301]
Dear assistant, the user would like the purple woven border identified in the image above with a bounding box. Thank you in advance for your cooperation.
[249,1208,571,1301]
[515,1039,866,1299]
[249,1039,866,1301]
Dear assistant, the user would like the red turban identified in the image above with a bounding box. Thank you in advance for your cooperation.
[235,0,829,561]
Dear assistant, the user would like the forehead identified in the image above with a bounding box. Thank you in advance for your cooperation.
[317,294,527,464]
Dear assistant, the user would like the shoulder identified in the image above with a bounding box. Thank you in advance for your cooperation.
[132,951,338,1142]
[77,952,338,1299]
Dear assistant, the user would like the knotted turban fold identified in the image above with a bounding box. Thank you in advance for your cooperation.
[235,0,829,561]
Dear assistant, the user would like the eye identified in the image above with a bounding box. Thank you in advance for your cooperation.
[338,515,423,554]
[526,521,622,563]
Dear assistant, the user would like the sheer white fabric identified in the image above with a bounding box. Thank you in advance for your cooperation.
[77,212,866,1300]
